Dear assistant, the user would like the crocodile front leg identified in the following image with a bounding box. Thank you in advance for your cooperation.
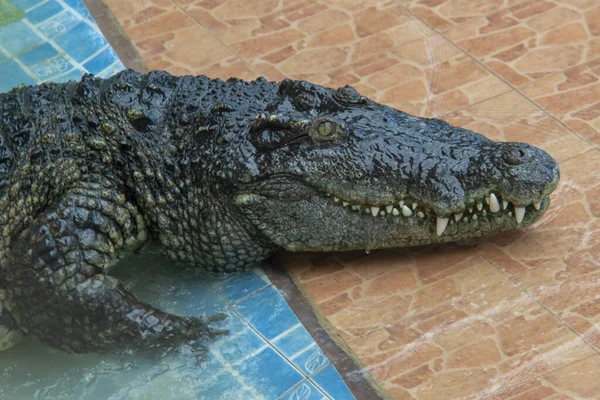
[0,296,23,351]
[5,180,223,353]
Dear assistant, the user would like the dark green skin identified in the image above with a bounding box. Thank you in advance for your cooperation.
[0,69,559,353]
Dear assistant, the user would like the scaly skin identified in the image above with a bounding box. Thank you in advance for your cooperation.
[0,70,559,353]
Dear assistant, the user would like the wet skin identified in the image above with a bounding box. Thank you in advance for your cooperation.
[0,70,559,352]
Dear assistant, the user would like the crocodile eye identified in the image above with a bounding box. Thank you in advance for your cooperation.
[317,121,334,136]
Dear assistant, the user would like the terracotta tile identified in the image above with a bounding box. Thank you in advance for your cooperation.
[445,1,600,86]
[522,59,600,147]
[541,355,600,398]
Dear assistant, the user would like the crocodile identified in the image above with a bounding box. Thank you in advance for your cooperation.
[0,70,559,353]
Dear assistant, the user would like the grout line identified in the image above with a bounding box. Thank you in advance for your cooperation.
[392,0,599,150]
[0,43,39,83]
[168,0,259,76]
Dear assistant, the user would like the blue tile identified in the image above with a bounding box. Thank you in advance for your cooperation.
[214,326,267,365]
[312,367,355,400]
[96,60,125,78]
[196,371,245,399]
[51,68,83,83]
[29,55,73,80]
[0,60,35,92]
[273,324,316,359]
[7,0,44,12]
[54,21,107,63]
[0,52,8,63]
[235,286,299,340]
[18,43,58,66]
[25,0,63,24]
[82,47,117,75]
[62,0,90,18]
[0,20,44,56]
[291,345,330,376]
[280,381,327,400]
[232,347,303,399]
[215,270,270,302]
[37,10,80,39]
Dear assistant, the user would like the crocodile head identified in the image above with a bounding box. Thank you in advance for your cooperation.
[225,79,559,252]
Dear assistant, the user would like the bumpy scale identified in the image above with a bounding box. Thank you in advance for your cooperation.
[0,70,559,352]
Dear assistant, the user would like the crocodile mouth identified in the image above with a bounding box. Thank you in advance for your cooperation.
[320,190,549,237]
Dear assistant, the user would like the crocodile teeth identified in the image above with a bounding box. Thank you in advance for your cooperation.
[392,208,400,216]
[371,207,380,217]
[454,212,463,222]
[333,197,340,203]
[476,201,483,211]
[503,200,509,210]
[398,200,404,207]
[386,205,394,213]
[417,211,425,218]
[485,196,490,205]
[436,217,449,236]
[402,205,413,217]
[352,205,360,211]
[468,207,473,213]
[533,201,541,210]
[489,193,501,213]
[515,206,525,224]
[342,201,349,207]
[412,202,418,210]
[379,211,386,216]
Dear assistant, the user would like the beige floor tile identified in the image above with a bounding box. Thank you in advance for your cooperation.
[445,0,600,87]
[522,59,600,146]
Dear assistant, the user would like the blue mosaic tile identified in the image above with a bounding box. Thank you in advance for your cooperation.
[214,326,267,365]
[235,285,299,340]
[54,21,107,63]
[292,345,330,376]
[97,61,125,78]
[0,52,8,63]
[83,47,118,75]
[51,67,83,83]
[273,323,316,359]
[18,42,58,66]
[232,346,303,399]
[62,0,89,18]
[7,0,43,12]
[37,10,81,39]
[0,20,44,56]
[280,381,327,400]
[196,371,245,399]
[25,0,63,23]
[214,270,270,302]
[0,59,35,92]
[312,366,355,400]
[29,54,73,79]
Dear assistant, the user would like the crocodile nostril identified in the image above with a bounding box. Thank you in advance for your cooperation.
[502,144,531,165]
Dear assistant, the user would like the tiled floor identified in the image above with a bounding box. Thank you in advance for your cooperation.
[0,0,357,399]
[6,0,600,398]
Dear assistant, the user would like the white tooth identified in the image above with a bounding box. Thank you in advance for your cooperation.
[489,193,501,213]
[398,200,404,207]
[412,202,418,210]
[468,207,473,213]
[482,210,487,216]
[352,205,360,211]
[533,201,541,210]
[343,201,349,207]
[386,205,394,213]
[515,206,525,224]
[417,211,425,218]
[508,211,513,216]
[402,205,413,217]
[463,217,469,223]
[503,200,509,210]
[364,208,370,214]
[473,214,478,220]
[454,212,463,222]
[379,211,386,216]
[333,197,340,203]
[371,207,380,217]
[392,208,400,216]
[485,196,490,205]
[436,217,449,236]
[477,201,483,211]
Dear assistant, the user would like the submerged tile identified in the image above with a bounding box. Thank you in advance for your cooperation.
[36,10,81,38]
[0,59,35,91]
[279,381,328,400]
[0,20,44,56]
[232,347,304,399]
[214,269,270,302]
[18,42,58,66]
[235,285,299,340]
[83,47,119,75]
[29,54,74,80]
[54,21,107,63]
[312,366,356,400]
[25,0,63,24]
